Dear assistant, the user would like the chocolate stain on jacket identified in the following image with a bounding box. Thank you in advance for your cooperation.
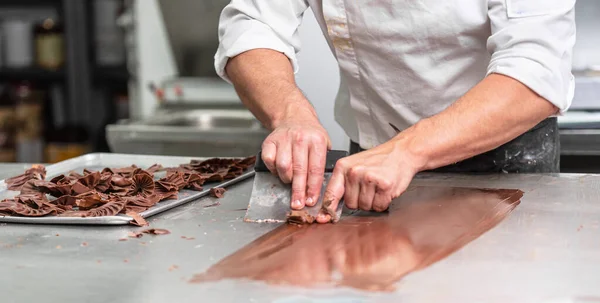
[191,186,523,291]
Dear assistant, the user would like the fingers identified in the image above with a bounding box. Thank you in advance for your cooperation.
[305,143,326,207]
[290,138,309,210]
[261,141,277,175]
[358,173,376,211]
[372,178,394,212]
[343,166,361,210]
[317,164,345,224]
[275,140,293,184]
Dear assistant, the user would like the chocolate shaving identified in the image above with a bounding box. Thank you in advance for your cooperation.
[31,180,71,197]
[20,180,40,195]
[53,195,77,206]
[0,156,254,218]
[122,194,161,208]
[141,228,170,235]
[209,187,226,198]
[16,193,48,209]
[185,174,205,191]
[127,228,171,238]
[123,205,148,213]
[75,192,106,210]
[129,174,155,197]
[204,201,220,208]
[160,171,187,190]
[127,212,149,227]
[286,210,316,225]
[146,164,163,174]
[61,200,126,217]
[5,165,46,191]
[0,200,58,217]
[321,199,340,223]
[112,165,139,178]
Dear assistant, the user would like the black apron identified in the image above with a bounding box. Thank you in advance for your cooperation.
[349,117,560,173]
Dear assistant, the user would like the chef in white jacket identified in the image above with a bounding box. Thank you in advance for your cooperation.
[215,0,576,223]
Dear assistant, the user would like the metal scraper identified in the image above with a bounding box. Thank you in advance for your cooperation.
[244,150,349,223]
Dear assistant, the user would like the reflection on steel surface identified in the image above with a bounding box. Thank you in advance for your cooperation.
[191,186,523,291]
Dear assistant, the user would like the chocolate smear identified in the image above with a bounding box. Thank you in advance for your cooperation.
[209,187,226,198]
[191,186,523,292]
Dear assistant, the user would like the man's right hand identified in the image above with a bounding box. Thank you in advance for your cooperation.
[223,49,330,210]
[261,117,331,210]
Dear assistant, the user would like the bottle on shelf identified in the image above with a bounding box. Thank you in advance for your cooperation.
[0,85,16,162]
[34,18,65,70]
[13,81,44,163]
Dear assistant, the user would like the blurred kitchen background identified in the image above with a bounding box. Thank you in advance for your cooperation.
[0,0,598,172]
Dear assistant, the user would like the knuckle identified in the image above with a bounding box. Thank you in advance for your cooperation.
[293,132,306,145]
[347,167,361,180]
[377,179,393,191]
[262,153,275,165]
[363,172,378,184]
[311,133,326,145]
[277,159,291,171]
[336,159,348,171]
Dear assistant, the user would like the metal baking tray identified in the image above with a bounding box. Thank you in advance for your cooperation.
[0,153,255,225]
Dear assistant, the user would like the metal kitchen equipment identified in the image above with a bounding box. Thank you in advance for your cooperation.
[106,0,268,157]
[245,150,348,223]
[0,153,254,225]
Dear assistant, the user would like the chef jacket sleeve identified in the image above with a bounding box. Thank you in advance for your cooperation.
[487,0,576,112]
[214,0,310,83]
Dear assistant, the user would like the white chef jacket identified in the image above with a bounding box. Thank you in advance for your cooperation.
[215,0,576,149]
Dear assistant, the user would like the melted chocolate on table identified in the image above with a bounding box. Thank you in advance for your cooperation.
[191,186,523,291]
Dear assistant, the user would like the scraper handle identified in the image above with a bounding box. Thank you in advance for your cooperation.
[254,150,349,173]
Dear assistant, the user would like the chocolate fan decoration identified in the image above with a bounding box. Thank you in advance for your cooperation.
[0,156,256,218]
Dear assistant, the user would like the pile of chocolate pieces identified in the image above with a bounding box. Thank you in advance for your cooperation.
[0,157,255,218]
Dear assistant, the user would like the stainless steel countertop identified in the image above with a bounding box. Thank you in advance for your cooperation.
[1,166,600,302]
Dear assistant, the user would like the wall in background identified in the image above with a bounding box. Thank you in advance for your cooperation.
[573,0,600,70]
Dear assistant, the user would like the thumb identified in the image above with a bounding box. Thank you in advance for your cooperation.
[317,168,345,223]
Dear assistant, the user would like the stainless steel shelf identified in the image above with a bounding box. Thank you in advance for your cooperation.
[560,128,600,156]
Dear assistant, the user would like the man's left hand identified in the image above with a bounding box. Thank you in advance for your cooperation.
[317,140,424,223]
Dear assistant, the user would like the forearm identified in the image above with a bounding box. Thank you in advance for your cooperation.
[396,73,559,171]
[225,49,318,130]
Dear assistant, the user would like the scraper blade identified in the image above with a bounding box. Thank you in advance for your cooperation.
[244,150,348,223]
